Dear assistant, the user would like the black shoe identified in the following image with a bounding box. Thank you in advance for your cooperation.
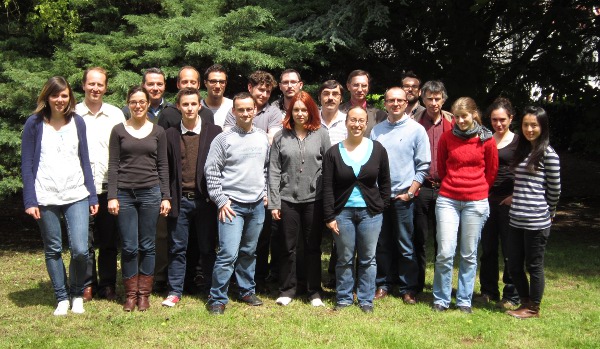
[432,304,448,312]
[206,303,225,315]
[333,303,352,311]
[359,304,373,313]
[324,278,336,289]
[458,306,472,314]
[240,293,263,306]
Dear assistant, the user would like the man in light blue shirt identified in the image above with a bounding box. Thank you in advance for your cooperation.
[370,87,430,304]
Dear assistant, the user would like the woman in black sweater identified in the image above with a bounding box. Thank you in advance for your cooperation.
[322,106,391,313]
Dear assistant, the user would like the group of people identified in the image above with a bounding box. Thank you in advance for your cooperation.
[21,66,560,319]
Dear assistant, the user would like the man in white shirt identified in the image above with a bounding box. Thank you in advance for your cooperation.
[202,64,233,128]
[76,67,126,301]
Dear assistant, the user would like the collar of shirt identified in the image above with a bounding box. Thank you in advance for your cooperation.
[78,101,107,118]
[351,100,367,109]
[387,113,410,124]
[320,109,346,128]
[148,98,165,119]
[181,120,202,135]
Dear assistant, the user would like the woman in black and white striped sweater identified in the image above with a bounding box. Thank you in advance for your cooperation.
[505,106,561,319]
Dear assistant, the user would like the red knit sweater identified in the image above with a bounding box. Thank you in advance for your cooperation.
[437,131,498,201]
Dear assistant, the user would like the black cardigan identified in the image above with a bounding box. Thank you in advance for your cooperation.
[322,140,391,222]
[165,120,222,217]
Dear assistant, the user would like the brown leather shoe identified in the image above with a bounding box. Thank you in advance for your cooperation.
[137,274,154,311]
[374,288,388,300]
[123,275,138,312]
[402,292,417,305]
[98,286,118,301]
[507,303,540,319]
[82,286,93,302]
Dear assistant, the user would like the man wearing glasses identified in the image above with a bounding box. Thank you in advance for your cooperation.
[339,69,386,135]
[202,64,233,128]
[370,87,430,304]
[273,69,304,117]
[401,71,426,117]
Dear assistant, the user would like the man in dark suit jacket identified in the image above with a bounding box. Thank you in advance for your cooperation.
[158,66,215,129]
[161,87,222,307]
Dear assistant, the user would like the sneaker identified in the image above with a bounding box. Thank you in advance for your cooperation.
[431,304,448,312]
[276,296,293,306]
[359,304,373,313]
[333,303,352,311]
[310,298,325,307]
[457,305,473,314]
[162,295,181,307]
[53,300,69,316]
[71,297,85,314]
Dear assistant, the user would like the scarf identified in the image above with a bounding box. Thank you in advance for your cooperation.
[452,121,493,142]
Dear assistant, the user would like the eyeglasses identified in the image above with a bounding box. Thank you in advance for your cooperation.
[348,118,367,125]
[128,100,148,107]
[280,80,299,86]
[385,98,407,104]
[207,79,226,85]
[402,84,419,90]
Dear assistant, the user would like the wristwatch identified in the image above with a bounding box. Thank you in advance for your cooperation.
[407,191,415,199]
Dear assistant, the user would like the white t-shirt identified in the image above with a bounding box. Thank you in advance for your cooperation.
[35,121,89,205]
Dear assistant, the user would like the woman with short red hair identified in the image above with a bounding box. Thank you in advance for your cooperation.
[268,91,331,307]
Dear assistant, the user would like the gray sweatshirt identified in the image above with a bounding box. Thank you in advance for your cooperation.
[205,125,269,208]
[268,127,331,209]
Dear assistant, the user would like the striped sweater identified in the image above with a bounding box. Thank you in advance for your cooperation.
[204,125,269,209]
[509,146,561,229]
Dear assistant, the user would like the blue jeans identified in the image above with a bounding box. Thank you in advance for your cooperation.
[333,208,383,307]
[209,200,265,306]
[376,199,418,294]
[166,196,217,297]
[117,187,161,278]
[433,195,489,308]
[38,198,90,302]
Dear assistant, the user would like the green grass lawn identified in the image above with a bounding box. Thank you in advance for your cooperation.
[1,203,599,349]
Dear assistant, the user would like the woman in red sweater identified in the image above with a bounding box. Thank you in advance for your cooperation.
[431,97,498,313]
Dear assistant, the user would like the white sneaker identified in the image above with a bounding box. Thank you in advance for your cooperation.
[71,297,85,314]
[162,295,180,307]
[276,297,293,306]
[311,298,325,307]
[53,300,69,316]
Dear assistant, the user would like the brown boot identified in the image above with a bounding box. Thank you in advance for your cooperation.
[123,275,138,312]
[507,300,540,319]
[137,274,154,311]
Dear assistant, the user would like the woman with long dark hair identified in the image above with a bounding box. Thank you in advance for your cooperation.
[432,97,498,313]
[21,76,99,315]
[107,85,171,312]
[477,97,520,308]
[506,106,560,319]
[269,91,331,307]
[322,106,391,313]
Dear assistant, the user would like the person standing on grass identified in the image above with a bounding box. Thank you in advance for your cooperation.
[506,106,561,319]
[323,106,391,313]
[204,92,270,315]
[431,97,498,314]
[107,85,171,312]
[370,87,430,304]
[162,88,222,307]
[268,91,331,307]
[476,97,520,308]
[21,76,99,316]
[76,67,126,302]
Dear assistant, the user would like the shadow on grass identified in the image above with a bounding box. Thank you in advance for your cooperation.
[8,280,56,307]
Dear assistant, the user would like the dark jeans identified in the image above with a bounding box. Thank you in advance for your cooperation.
[117,187,161,278]
[507,226,550,305]
[279,200,323,300]
[166,196,218,297]
[85,193,119,291]
[479,199,519,303]
[413,186,439,293]
[375,199,418,295]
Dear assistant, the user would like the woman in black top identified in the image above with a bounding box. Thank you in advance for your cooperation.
[478,97,520,308]
[322,106,391,313]
[107,85,170,311]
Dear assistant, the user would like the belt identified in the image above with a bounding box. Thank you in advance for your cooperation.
[182,191,196,200]
[422,179,441,190]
